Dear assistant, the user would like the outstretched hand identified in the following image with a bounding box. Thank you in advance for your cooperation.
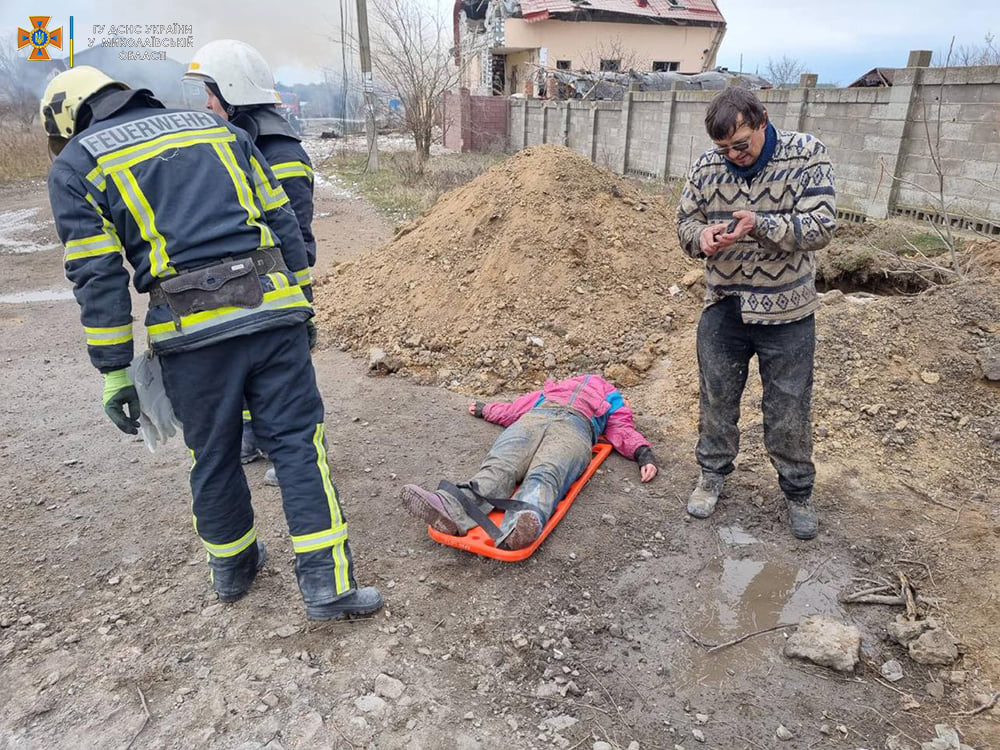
[468,401,476,415]
[639,463,658,483]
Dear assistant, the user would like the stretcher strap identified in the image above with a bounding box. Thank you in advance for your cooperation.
[437,480,536,542]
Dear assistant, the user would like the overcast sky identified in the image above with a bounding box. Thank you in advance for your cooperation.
[3,0,998,85]
[714,0,999,85]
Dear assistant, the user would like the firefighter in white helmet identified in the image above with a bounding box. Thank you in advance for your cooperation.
[185,40,318,468]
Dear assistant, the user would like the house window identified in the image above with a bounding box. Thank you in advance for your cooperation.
[652,61,680,72]
[556,60,571,70]
[600,59,621,72]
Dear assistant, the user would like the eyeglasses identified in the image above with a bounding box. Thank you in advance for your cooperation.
[712,137,752,156]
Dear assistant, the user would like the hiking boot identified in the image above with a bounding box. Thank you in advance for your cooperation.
[498,510,542,551]
[306,586,384,621]
[785,495,818,540]
[400,484,461,535]
[240,421,264,464]
[264,466,279,487]
[687,471,725,518]
[212,541,267,603]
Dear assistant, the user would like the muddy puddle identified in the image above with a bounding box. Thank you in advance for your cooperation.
[0,289,75,304]
[682,527,845,686]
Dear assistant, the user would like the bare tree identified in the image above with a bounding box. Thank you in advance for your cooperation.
[0,40,39,130]
[764,55,806,88]
[366,0,474,162]
[579,36,643,74]
[939,32,1000,66]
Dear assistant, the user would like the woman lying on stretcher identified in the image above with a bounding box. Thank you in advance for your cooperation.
[400,374,658,551]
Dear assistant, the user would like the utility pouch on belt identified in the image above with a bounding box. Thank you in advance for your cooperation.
[157,257,263,318]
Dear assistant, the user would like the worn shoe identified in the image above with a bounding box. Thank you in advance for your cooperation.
[213,541,267,603]
[240,421,264,464]
[306,586,384,621]
[264,466,279,487]
[400,484,461,535]
[498,510,542,551]
[687,471,725,518]
[785,495,818,540]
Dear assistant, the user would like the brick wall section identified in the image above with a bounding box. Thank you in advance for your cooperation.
[502,61,1000,229]
[443,90,510,153]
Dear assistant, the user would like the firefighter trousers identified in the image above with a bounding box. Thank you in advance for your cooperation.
[160,323,356,606]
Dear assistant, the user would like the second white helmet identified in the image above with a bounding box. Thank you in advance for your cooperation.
[185,39,281,107]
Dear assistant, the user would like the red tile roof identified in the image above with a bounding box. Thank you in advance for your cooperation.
[518,0,724,24]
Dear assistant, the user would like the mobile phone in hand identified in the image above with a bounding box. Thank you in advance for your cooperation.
[724,217,740,234]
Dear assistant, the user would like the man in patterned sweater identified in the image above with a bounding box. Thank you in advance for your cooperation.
[676,87,835,539]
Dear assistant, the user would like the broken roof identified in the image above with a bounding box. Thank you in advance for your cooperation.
[518,0,724,24]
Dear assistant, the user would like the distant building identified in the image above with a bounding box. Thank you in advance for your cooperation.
[454,0,726,96]
[848,67,897,88]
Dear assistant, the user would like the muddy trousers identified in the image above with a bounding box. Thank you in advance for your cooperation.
[442,407,593,542]
[695,296,816,500]
[160,324,357,607]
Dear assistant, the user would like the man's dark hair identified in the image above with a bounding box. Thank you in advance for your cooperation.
[705,87,766,141]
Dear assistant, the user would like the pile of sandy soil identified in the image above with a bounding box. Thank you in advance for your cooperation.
[314,145,700,393]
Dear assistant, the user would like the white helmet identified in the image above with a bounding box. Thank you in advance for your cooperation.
[184,40,281,107]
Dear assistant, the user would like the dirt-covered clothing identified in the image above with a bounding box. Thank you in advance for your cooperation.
[676,124,836,325]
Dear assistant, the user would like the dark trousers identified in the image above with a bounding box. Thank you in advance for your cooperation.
[696,296,816,499]
[160,324,356,606]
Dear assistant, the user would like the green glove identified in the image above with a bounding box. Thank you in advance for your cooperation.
[306,319,317,350]
[102,368,141,435]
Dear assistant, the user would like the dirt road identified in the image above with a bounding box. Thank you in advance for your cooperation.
[0,165,996,750]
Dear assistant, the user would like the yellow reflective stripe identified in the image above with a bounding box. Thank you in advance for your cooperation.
[86,166,106,192]
[85,323,133,346]
[147,285,311,340]
[291,523,348,553]
[313,424,350,594]
[111,168,172,278]
[97,127,235,172]
[215,144,275,247]
[267,272,288,290]
[294,268,312,286]
[242,409,252,421]
[249,157,290,211]
[201,525,257,558]
[64,232,122,261]
[272,161,314,182]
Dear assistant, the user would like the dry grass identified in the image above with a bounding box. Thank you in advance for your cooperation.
[0,129,49,180]
[323,149,508,224]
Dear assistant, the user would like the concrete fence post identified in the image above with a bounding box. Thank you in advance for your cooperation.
[869,50,932,219]
[658,87,678,180]
[618,88,636,174]
[562,103,570,146]
[782,73,816,133]
[588,103,598,162]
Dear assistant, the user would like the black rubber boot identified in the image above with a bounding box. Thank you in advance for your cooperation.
[785,495,818,540]
[210,541,267,602]
[306,586,384,621]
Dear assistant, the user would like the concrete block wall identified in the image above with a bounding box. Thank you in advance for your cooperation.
[505,57,1000,229]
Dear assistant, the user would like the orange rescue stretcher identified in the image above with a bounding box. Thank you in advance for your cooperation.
[427,441,614,561]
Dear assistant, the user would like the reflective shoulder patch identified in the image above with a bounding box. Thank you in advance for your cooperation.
[79,111,219,158]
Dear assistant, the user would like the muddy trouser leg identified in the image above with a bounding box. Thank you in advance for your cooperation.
[160,338,259,597]
[503,411,593,540]
[244,323,357,608]
[695,296,753,477]
[754,314,816,499]
[439,413,547,534]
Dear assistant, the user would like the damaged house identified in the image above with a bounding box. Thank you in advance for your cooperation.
[453,0,726,96]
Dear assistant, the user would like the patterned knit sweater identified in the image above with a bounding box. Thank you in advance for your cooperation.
[676,128,836,324]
